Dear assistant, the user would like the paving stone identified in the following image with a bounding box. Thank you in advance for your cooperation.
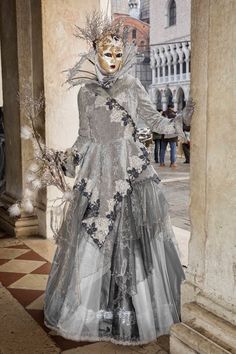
[0,286,59,354]
[62,340,168,354]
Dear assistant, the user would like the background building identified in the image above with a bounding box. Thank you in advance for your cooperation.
[111,0,152,90]
[140,0,150,23]
[149,0,191,111]
[0,2,236,353]
[111,0,129,14]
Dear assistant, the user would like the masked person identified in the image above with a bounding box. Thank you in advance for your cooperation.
[44,12,194,345]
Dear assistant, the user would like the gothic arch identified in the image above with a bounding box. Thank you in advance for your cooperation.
[165,0,177,27]
[156,89,162,111]
[175,86,185,111]
[164,87,174,108]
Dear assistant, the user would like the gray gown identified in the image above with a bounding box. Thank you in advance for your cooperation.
[44,74,185,345]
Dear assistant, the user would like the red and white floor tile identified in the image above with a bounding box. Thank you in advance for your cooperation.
[0,236,91,353]
[0,233,169,354]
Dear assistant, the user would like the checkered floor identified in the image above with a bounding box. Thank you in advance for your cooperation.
[0,239,89,351]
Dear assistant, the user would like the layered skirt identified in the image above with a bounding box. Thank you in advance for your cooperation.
[44,176,185,345]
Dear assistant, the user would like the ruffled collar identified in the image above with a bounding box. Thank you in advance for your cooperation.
[66,44,136,89]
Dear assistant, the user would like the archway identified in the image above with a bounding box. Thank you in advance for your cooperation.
[164,87,174,108]
[175,86,185,111]
[156,89,162,111]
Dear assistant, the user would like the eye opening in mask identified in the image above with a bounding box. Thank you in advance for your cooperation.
[116,53,123,58]
[104,53,112,57]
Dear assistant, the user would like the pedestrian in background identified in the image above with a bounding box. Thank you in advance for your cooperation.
[182,123,190,164]
[153,131,162,163]
[160,107,178,168]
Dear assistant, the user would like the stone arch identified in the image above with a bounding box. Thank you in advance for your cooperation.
[164,87,174,108]
[165,0,177,27]
[175,86,185,111]
[169,0,176,26]
[156,89,162,111]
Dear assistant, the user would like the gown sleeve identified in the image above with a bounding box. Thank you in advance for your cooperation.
[135,78,185,136]
[60,87,90,178]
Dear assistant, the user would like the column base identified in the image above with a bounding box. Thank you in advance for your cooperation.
[0,194,39,237]
[170,303,236,354]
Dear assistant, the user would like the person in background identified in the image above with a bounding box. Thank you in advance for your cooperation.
[153,131,162,163]
[182,123,190,163]
[160,107,178,168]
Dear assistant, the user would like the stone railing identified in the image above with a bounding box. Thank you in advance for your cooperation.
[150,41,191,85]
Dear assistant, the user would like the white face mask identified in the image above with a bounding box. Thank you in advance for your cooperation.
[97,35,124,75]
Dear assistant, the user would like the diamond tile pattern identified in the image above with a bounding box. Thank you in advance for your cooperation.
[8,273,49,290]
[0,238,169,353]
[26,293,45,310]
[0,239,99,352]
[0,259,46,273]
[15,250,47,261]
[0,243,48,318]
[0,248,29,259]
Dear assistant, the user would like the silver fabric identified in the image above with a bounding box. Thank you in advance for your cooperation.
[44,74,185,345]
[59,75,185,246]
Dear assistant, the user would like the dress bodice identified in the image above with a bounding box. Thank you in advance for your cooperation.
[61,74,184,246]
[77,74,179,145]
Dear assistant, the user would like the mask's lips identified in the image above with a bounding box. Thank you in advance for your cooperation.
[110,65,116,69]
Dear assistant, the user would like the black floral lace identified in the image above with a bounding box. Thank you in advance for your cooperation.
[73,95,151,247]
[105,97,137,140]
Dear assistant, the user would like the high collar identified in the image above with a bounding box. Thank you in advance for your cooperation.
[66,44,137,89]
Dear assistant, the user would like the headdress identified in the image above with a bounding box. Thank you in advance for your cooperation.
[65,11,136,88]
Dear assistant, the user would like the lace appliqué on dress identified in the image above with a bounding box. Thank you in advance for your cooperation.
[73,95,150,247]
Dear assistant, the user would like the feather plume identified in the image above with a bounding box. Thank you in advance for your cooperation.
[24,188,35,198]
[21,126,32,140]
[22,199,34,213]
[31,179,42,190]
[8,204,21,217]
[29,163,39,173]
[25,173,35,183]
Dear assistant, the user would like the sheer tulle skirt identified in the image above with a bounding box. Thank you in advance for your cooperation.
[44,177,185,345]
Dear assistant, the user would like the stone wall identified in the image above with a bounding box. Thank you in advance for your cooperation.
[170,0,236,352]
[0,43,2,107]
[188,0,236,322]
[0,0,109,238]
[41,0,105,237]
[111,0,129,15]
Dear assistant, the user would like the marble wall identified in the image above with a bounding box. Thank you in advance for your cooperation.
[0,0,109,237]
[170,0,236,352]
[0,43,2,107]
[188,0,236,322]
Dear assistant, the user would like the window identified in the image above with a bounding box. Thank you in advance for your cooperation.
[132,29,137,39]
[169,0,176,26]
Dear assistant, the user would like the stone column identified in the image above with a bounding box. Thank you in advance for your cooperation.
[0,0,43,237]
[170,1,236,353]
[0,0,105,238]
[161,93,167,112]
[0,43,3,107]
[150,50,156,85]
[41,0,102,237]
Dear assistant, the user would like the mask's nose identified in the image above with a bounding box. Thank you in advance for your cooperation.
[110,55,116,64]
